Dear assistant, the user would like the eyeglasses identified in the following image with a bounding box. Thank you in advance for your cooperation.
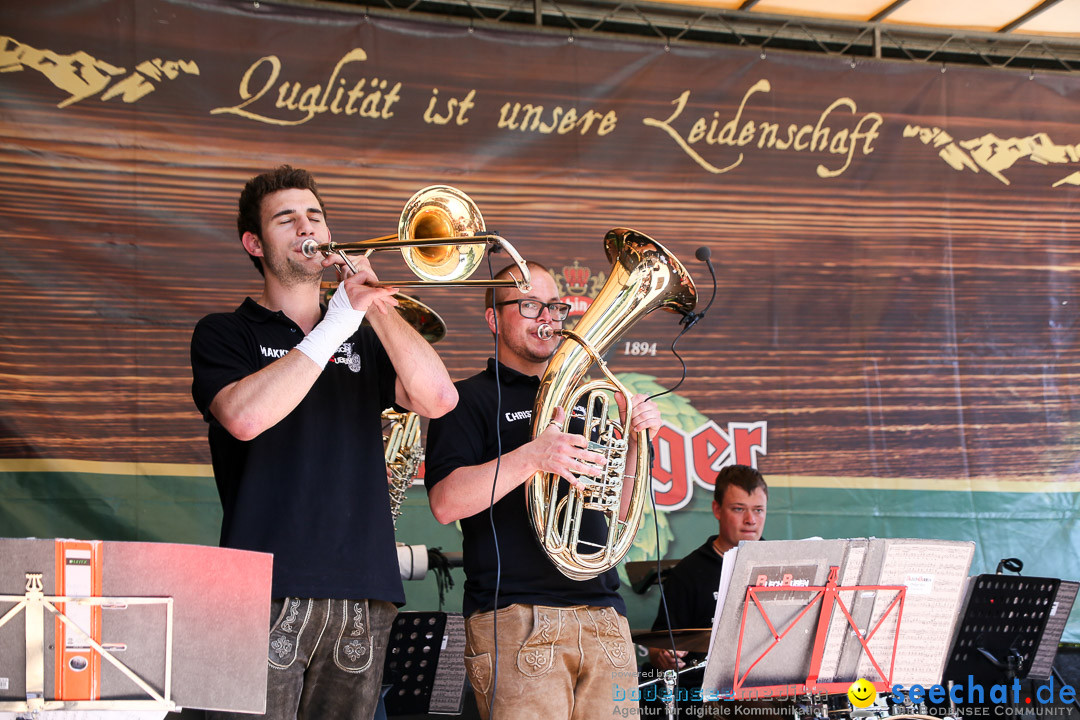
[494,299,572,322]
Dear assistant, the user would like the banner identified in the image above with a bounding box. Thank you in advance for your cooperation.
[1,0,1078,640]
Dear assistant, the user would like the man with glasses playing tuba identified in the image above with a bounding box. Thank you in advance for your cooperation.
[190,165,457,720]
[424,260,663,720]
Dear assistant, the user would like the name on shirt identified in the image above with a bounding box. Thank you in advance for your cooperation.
[504,405,590,424]
[259,342,362,372]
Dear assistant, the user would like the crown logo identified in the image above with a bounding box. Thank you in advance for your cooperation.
[562,261,591,293]
[556,260,605,298]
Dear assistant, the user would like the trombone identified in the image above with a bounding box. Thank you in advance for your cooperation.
[303,185,531,290]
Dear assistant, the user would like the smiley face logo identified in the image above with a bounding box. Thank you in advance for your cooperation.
[847,678,877,708]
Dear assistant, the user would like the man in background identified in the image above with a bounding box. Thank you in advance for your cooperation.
[643,464,768,716]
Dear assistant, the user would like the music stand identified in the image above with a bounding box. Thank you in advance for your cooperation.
[939,575,1076,712]
[0,538,272,716]
[733,566,906,697]
[703,538,975,701]
[625,560,679,595]
[383,611,467,717]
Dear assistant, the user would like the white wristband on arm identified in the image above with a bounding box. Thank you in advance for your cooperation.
[294,282,366,368]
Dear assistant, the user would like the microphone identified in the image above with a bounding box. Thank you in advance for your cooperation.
[680,246,717,329]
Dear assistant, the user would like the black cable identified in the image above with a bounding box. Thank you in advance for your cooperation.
[485,250,503,717]
[643,245,718,707]
[647,245,716,406]
[648,442,683,705]
[645,318,692,405]
[996,557,1023,575]
[426,546,455,611]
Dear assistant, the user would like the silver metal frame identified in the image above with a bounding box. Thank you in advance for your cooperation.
[0,573,176,714]
[282,0,1080,73]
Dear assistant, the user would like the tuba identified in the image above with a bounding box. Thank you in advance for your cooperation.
[526,228,697,580]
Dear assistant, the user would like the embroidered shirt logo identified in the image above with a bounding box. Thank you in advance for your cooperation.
[505,410,532,422]
[260,345,289,359]
[330,342,362,373]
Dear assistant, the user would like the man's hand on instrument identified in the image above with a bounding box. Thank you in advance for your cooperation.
[616,392,663,435]
[530,406,607,490]
[332,254,398,314]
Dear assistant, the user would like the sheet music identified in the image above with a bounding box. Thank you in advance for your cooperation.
[429,613,467,715]
[1028,580,1078,680]
[816,541,867,682]
[706,546,740,663]
[857,540,973,687]
[702,539,850,695]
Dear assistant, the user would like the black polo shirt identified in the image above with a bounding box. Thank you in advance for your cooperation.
[652,535,725,634]
[642,536,725,712]
[424,358,626,617]
[191,297,403,604]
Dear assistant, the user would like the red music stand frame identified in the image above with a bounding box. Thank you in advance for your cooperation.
[729,566,907,699]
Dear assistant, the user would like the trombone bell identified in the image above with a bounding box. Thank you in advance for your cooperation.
[399,186,486,283]
[301,185,531,291]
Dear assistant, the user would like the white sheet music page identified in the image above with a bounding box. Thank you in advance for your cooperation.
[856,539,974,687]
[706,546,739,665]
[816,542,867,682]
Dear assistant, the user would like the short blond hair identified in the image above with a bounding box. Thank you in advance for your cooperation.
[484,261,554,309]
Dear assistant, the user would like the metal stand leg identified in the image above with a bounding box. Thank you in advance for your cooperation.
[661,669,677,719]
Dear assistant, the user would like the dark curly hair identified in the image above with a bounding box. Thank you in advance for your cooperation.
[236,165,326,276]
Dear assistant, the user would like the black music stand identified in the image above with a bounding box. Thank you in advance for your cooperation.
[939,575,1076,713]
[383,611,467,717]
[625,560,679,594]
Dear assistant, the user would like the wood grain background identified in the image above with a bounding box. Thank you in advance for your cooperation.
[2,0,1079,488]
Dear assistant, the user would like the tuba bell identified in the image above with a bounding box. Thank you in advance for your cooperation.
[526,228,697,580]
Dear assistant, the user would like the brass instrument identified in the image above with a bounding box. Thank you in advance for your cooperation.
[379,295,446,528]
[383,408,424,529]
[316,237,449,528]
[527,228,697,580]
[320,286,449,344]
[303,185,531,290]
[389,293,447,344]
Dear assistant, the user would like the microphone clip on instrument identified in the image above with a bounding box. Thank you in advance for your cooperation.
[675,246,716,330]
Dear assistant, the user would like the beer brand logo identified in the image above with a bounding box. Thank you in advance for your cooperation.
[651,419,768,511]
[561,262,592,293]
[553,260,607,326]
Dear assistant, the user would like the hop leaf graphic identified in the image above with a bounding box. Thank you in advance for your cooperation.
[613,372,711,574]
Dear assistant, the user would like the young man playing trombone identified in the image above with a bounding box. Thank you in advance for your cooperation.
[423,260,663,720]
[190,165,457,720]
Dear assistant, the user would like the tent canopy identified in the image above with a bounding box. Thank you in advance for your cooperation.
[654,0,1080,37]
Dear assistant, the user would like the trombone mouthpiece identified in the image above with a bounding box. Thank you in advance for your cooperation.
[537,324,555,340]
[301,239,321,258]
